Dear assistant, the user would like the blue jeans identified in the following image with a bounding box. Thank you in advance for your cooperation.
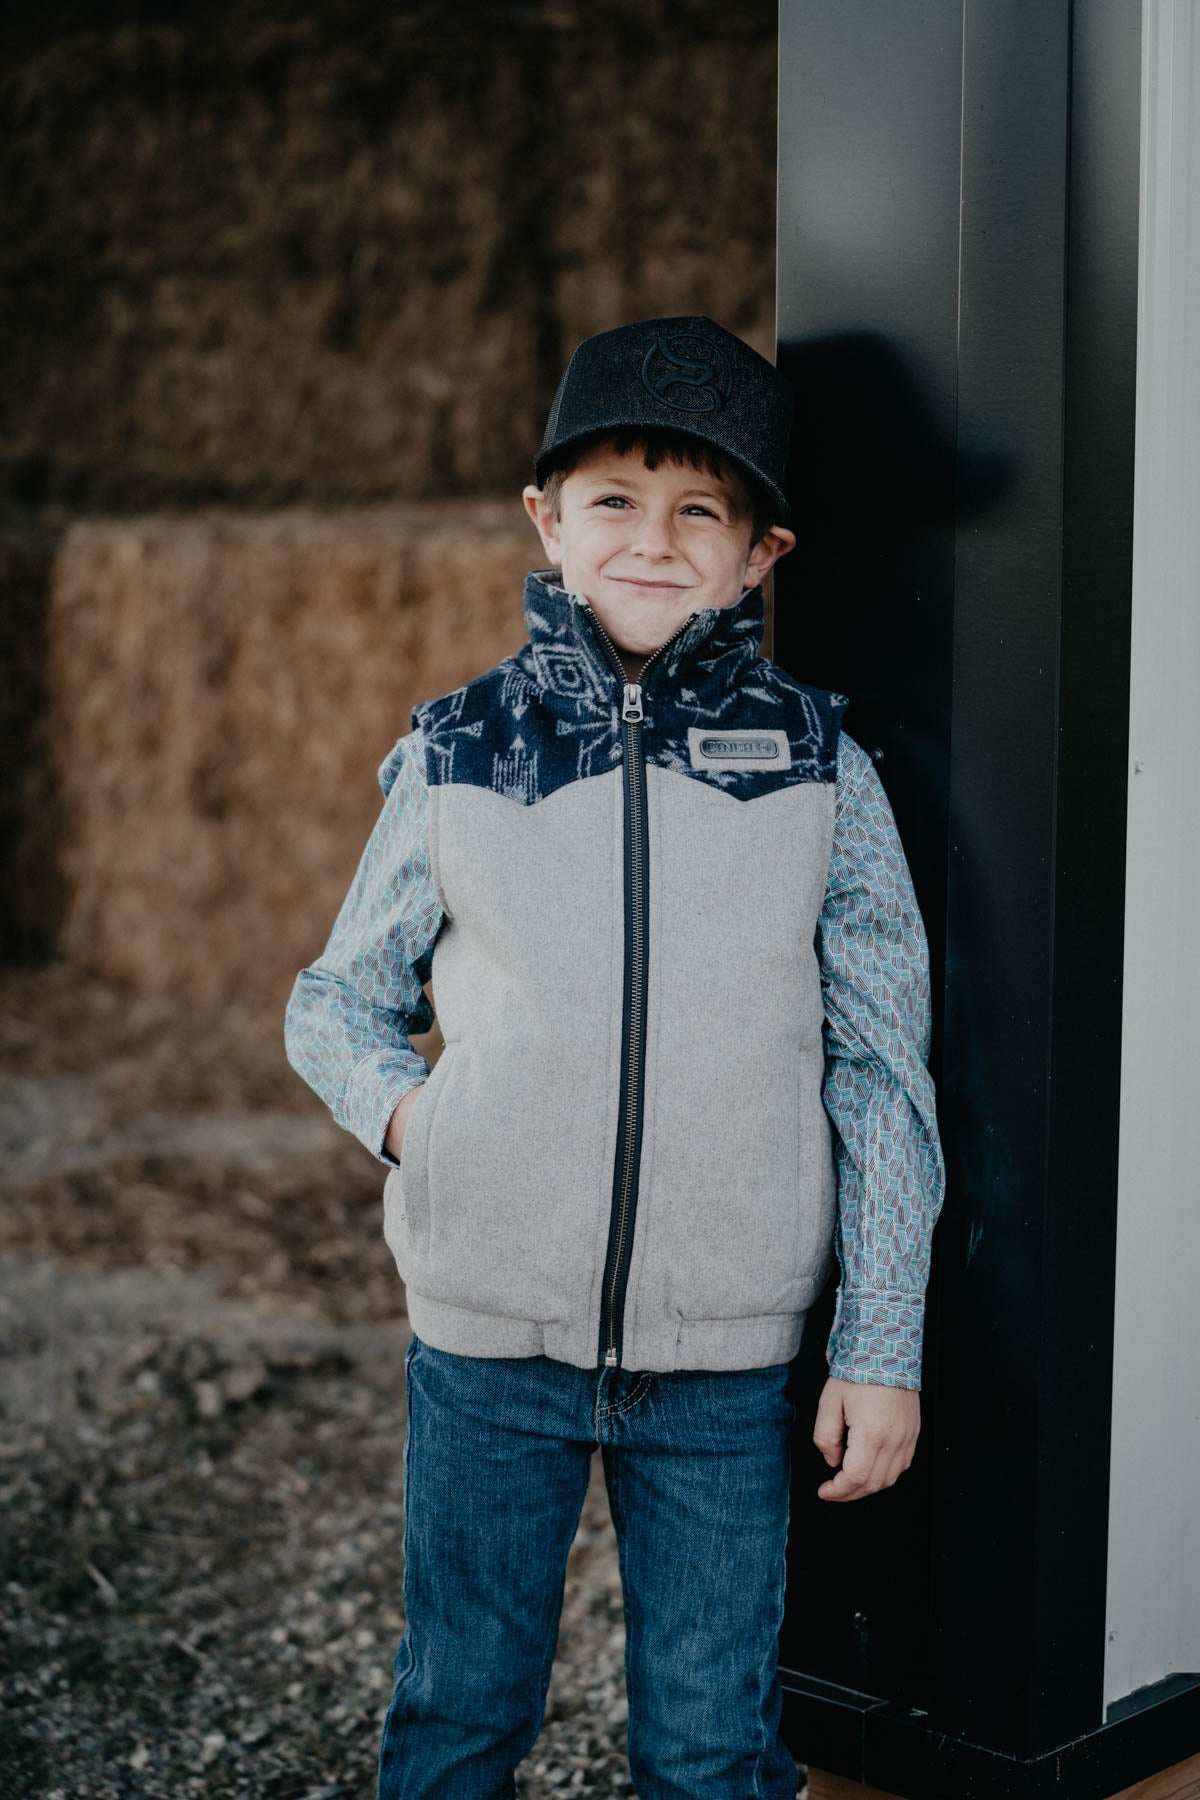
[376,1334,800,1800]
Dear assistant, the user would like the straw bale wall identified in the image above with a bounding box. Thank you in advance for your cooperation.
[35,504,537,1009]
[3,0,778,999]
[3,0,777,513]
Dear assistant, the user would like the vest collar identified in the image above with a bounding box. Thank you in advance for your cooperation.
[521,568,765,710]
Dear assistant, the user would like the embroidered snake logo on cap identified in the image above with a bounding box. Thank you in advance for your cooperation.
[640,332,732,414]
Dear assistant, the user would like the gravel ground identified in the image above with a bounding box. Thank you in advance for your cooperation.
[0,966,807,1798]
[0,1259,632,1799]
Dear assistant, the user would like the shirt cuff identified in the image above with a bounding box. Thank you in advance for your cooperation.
[825,1289,926,1388]
[339,1049,432,1165]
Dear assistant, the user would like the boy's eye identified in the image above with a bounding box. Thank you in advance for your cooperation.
[590,496,723,518]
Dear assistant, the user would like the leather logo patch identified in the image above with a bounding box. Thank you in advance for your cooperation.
[687,727,790,772]
[640,332,732,414]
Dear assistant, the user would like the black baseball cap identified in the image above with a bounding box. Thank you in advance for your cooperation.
[534,315,795,524]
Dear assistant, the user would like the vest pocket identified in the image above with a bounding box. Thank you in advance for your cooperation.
[382,1043,457,1268]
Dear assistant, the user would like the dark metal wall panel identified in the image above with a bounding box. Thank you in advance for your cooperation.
[777,0,1145,1774]
[934,0,1078,1755]
[1034,0,1140,1749]
[775,0,964,1716]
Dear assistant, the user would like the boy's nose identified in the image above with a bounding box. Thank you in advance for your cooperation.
[629,513,679,557]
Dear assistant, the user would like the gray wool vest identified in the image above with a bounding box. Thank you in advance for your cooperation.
[382,569,849,1373]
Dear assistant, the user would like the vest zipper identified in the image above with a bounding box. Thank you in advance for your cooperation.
[580,602,698,1370]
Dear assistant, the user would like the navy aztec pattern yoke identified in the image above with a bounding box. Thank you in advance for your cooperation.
[411,571,849,805]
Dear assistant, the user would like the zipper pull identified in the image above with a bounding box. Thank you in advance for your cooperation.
[605,1347,619,1368]
[622,682,644,722]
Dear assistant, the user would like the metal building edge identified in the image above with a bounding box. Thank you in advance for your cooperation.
[780,1671,1200,1800]
[773,0,1182,1785]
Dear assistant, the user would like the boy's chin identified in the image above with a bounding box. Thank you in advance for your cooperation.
[610,633,670,658]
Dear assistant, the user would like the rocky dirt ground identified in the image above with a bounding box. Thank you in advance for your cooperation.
[0,964,807,1799]
[0,964,622,1799]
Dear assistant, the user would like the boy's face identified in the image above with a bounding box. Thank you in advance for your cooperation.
[522,443,796,676]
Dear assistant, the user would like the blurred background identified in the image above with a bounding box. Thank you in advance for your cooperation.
[0,4,783,1795]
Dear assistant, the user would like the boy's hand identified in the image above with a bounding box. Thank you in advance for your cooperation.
[384,1082,427,1164]
[812,1376,920,1502]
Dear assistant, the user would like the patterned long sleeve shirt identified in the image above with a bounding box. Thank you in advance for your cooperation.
[284,725,946,1388]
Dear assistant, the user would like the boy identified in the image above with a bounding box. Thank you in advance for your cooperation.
[284,315,946,1800]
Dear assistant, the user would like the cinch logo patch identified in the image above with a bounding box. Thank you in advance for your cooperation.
[687,727,791,772]
[641,333,732,415]
[699,736,779,758]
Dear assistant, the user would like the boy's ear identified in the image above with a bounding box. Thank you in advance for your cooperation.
[745,523,797,588]
[523,485,562,564]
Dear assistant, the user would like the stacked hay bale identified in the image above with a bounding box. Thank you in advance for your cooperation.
[37,505,534,1010]
[1,1,777,512]
[2,0,777,1007]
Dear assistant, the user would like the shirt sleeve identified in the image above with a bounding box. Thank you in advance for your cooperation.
[815,728,946,1388]
[283,727,445,1165]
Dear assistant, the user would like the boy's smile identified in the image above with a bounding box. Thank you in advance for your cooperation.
[523,443,795,679]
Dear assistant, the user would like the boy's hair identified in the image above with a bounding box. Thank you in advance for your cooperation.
[539,426,778,549]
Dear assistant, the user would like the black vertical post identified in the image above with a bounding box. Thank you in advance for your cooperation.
[773,0,964,1729]
[774,4,1199,1794]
